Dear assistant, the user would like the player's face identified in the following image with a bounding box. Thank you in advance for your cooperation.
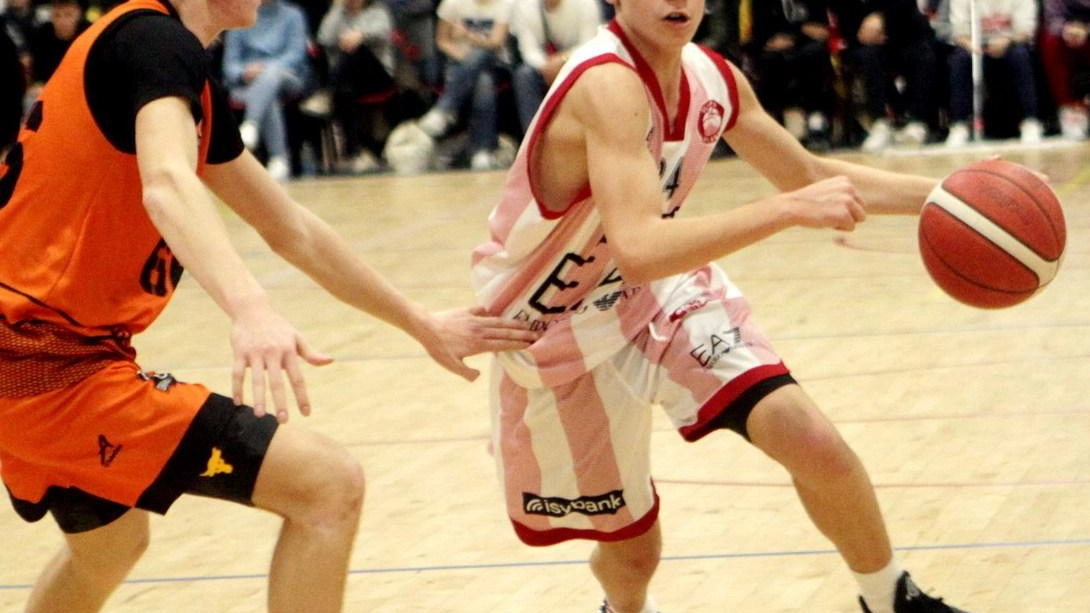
[612,0,705,49]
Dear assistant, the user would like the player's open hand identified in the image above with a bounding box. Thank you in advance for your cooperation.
[230,303,333,423]
[782,175,867,232]
[415,306,540,381]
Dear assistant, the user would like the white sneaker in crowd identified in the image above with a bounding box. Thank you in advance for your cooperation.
[239,120,259,150]
[944,122,970,148]
[417,108,454,139]
[1019,118,1043,145]
[470,150,496,171]
[895,121,928,147]
[861,119,892,152]
[266,156,291,182]
[299,88,333,118]
[344,150,381,174]
[1059,105,1088,140]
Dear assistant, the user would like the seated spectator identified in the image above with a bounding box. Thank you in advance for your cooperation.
[27,0,89,94]
[510,0,600,136]
[223,0,314,181]
[1,0,37,66]
[389,0,442,94]
[1041,0,1090,139]
[415,0,515,171]
[828,0,940,150]
[944,0,1042,146]
[317,0,398,173]
[1,20,24,153]
[744,0,834,150]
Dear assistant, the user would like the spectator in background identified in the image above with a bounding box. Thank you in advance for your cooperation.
[223,0,314,181]
[1,19,24,153]
[389,0,442,94]
[510,0,600,136]
[944,0,1042,146]
[828,0,940,151]
[317,0,397,174]
[415,0,514,170]
[744,0,834,150]
[27,0,89,92]
[2,0,37,64]
[1041,0,1090,139]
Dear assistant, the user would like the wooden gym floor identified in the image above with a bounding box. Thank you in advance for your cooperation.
[2,141,1088,613]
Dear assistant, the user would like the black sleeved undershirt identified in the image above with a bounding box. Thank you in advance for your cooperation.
[84,10,244,163]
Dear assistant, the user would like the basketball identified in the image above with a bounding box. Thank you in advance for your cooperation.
[918,159,1066,309]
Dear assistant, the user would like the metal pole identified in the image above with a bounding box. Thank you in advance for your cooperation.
[969,0,984,141]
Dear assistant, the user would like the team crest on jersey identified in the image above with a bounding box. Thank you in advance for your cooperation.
[698,100,726,143]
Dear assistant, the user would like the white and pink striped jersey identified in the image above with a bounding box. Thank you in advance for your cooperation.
[471,20,741,390]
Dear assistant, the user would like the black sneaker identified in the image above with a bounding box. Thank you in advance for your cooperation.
[859,572,970,613]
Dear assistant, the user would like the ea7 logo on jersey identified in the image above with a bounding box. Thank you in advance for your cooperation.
[698,100,726,143]
[523,490,626,517]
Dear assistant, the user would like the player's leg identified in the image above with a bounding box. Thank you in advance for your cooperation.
[25,509,150,613]
[590,520,662,613]
[489,359,662,613]
[744,385,970,613]
[744,383,893,572]
[248,423,365,613]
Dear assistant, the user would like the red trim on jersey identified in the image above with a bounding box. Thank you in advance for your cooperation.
[607,20,690,141]
[697,44,740,132]
[511,487,660,546]
[527,54,628,221]
[680,362,791,442]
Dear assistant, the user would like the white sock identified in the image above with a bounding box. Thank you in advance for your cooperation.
[854,560,905,613]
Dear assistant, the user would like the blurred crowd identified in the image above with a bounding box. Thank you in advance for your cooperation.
[4,0,1090,179]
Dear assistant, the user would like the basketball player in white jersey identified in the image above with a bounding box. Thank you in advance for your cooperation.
[471,0,974,612]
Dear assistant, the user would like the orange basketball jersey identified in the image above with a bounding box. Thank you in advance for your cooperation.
[0,0,213,337]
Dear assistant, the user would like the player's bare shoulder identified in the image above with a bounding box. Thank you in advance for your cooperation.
[568,62,648,140]
[533,62,647,210]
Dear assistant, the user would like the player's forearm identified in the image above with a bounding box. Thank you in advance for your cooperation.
[609,201,795,285]
[814,157,937,216]
[276,206,432,339]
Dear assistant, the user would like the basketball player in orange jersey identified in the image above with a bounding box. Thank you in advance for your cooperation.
[0,0,536,612]
[471,0,975,612]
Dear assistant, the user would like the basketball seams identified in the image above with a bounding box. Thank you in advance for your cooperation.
[919,206,1037,294]
[918,160,1065,308]
[919,233,1034,299]
[943,166,1065,256]
[925,186,1062,284]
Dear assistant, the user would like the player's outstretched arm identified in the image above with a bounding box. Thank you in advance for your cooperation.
[201,147,537,382]
[136,97,330,423]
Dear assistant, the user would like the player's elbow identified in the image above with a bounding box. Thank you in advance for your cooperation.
[141,167,190,228]
[611,246,660,287]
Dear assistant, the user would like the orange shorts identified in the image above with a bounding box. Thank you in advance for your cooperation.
[0,355,283,535]
[0,359,207,505]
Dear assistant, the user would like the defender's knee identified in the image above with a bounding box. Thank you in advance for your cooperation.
[293,448,365,530]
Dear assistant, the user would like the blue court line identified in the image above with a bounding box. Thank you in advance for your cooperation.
[2,538,1088,591]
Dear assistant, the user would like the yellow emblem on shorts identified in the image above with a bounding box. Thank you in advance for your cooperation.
[200,447,234,477]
